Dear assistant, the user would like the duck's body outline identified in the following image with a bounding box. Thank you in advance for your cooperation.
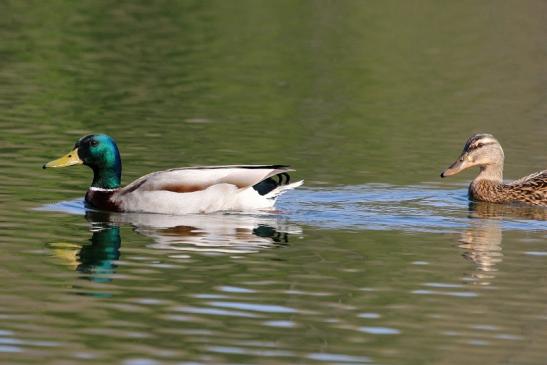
[441,133,547,207]
[44,135,303,214]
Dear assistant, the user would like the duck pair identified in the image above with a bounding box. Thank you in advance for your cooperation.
[44,133,547,214]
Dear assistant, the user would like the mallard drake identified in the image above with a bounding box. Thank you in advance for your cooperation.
[441,133,547,206]
[43,134,303,214]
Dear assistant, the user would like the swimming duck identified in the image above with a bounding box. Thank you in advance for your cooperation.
[43,134,303,214]
[441,133,547,206]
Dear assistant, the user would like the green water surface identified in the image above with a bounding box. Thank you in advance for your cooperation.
[1,1,546,364]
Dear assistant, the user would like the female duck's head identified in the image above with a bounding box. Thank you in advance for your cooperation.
[441,133,505,179]
[44,134,122,189]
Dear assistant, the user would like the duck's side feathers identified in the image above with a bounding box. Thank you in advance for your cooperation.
[119,166,293,196]
[470,170,547,206]
[114,184,243,214]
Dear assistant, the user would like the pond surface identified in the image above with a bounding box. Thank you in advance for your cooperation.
[1,1,547,364]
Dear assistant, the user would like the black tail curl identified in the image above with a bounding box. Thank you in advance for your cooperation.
[252,172,291,196]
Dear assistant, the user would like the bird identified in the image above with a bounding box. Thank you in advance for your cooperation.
[43,134,303,214]
[441,133,546,206]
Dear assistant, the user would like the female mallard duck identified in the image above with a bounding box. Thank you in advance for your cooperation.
[441,133,547,206]
[43,134,303,214]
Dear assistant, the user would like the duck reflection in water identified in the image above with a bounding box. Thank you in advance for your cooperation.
[460,201,547,285]
[46,202,301,283]
[459,205,502,285]
[77,221,121,280]
[124,212,298,254]
[47,219,121,283]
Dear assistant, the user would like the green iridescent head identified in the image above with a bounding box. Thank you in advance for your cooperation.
[43,134,122,189]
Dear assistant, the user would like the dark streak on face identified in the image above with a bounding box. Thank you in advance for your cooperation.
[464,134,497,152]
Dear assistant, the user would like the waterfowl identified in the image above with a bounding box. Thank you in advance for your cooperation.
[441,133,547,206]
[43,134,303,214]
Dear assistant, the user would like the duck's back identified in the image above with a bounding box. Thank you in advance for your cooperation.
[507,170,547,206]
[110,165,302,214]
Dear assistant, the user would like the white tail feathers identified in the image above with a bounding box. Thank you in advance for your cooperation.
[264,180,304,200]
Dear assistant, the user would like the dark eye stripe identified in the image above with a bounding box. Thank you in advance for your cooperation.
[469,141,494,150]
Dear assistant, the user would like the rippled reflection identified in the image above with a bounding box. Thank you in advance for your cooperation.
[91,210,301,254]
[460,202,547,285]
[469,201,547,221]
[44,201,301,285]
[459,218,502,285]
[47,223,120,280]
[79,224,121,278]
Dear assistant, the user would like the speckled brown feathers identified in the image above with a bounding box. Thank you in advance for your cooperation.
[507,170,547,205]
[470,170,547,206]
[442,133,547,207]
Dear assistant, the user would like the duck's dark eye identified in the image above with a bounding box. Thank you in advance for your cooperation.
[476,143,484,148]
[90,140,99,147]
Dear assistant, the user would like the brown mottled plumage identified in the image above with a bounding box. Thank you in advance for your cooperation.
[441,133,547,207]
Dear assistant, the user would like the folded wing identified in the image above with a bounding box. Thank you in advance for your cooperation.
[119,165,294,195]
[510,170,547,189]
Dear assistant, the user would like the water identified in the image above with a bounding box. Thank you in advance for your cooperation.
[1,1,547,364]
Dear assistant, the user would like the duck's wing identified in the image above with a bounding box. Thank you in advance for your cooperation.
[507,170,547,205]
[510,170,547,188]
[118,165,294,195]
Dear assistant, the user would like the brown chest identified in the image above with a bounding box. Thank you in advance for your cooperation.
[468,180,507,204]
[85,189,122,212]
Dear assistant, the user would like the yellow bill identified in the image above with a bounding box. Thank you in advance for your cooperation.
[43,148,83,169]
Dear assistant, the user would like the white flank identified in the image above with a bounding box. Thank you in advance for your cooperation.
[112,167,303,215]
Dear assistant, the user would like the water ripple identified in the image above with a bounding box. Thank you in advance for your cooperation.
[284,185,547,232]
